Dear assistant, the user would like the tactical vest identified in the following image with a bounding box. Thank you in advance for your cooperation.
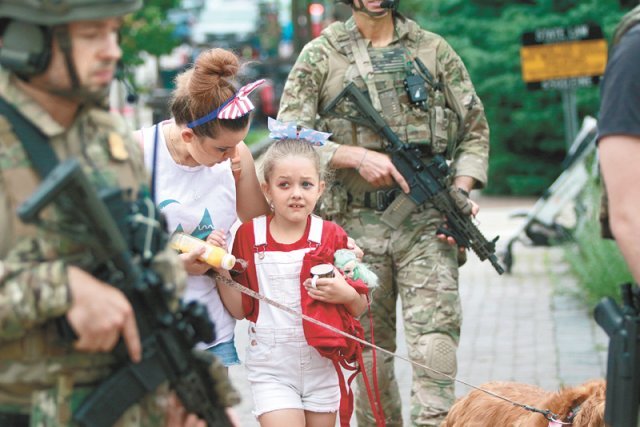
[318,18,464,194]
[0,98,148,404]
[0,107,146,258]
[599,5,640,239]
[613,4,640,45]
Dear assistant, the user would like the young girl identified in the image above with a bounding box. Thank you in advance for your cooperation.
[136,48,269,368]
[218,120,370,427]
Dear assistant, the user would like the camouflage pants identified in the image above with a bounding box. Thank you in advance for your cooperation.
[0,383,170,427]
[341,206,461,427]
[0,350,238,426]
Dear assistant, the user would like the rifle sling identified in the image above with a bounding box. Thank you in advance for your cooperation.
[0,96,59,178]
[72,346,168,427]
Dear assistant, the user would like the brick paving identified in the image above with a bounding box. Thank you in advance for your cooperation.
[228,195,608,426]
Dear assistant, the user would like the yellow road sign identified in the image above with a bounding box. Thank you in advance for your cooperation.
[520,39,608,83]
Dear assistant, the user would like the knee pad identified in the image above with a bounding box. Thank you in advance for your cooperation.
[418,333,457,380]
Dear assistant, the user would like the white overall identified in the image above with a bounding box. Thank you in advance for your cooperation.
[245,215,340,417]
[140,120,237,350]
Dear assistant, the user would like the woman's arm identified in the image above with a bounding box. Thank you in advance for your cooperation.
[235,142,269,222]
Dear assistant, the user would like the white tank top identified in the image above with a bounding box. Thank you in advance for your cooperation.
[141,120,237,347]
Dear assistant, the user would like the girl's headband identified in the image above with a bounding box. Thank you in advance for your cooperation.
[267,117,332,146]
[187,79,266,129]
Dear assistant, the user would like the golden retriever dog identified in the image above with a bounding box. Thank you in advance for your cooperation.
[441,379,606,427]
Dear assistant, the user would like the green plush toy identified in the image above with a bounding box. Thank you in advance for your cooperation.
[334,249,379,289]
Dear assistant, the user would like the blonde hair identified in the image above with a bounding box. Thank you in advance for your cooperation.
[170,48,250,138]
[261,139,326,183]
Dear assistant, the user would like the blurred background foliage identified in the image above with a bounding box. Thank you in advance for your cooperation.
[403,0,630,195]
[121,0,634,197]
[121,0,181,67]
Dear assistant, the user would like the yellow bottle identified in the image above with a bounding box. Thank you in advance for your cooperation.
[169,232,236,270]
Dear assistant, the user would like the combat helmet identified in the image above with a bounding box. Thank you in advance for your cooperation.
[0,0,141,76]
[0,0,141,26]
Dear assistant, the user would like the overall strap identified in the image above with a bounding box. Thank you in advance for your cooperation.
[0,97,59,177]
[253,215,324,248]
[253,215,268,258]
[150,124,160,203]
[308,214,323,246]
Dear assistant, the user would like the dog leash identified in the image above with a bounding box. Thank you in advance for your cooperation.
[214,272,574,425]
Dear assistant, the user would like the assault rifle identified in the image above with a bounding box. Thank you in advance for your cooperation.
[594,283,640,427]
[18,159,232,427]
[323,82,504,274]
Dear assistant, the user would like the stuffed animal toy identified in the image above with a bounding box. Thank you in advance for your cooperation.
[333,249,379,289]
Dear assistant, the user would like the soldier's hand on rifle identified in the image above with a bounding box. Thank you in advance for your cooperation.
[356,148,410,194]
[163,393,206,427]
[437,179,479,248]
[163,392,241,427]
[66,266,142,362]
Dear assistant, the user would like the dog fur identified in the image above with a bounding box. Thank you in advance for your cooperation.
[441,379,606,427]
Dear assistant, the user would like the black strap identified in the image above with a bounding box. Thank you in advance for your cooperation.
[0,96,59,178]
[150,123,159,203]
[0,411,30,427]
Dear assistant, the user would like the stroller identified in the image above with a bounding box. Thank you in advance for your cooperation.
[501,116,598,273]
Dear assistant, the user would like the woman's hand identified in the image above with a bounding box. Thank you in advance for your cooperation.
[230,151,242,181]
[180,246,210,276]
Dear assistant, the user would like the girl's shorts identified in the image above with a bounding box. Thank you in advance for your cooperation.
[207,338,241,367]
[245,325,340,418]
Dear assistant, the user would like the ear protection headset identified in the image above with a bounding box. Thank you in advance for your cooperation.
[0,20,52,77]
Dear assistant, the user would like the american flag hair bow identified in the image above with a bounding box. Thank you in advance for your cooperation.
[187,79,265,129]
[267,117,332,146]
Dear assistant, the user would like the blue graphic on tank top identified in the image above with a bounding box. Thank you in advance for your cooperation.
[158,197,217,241]
[158,199,180,209]
[191,209,216,240]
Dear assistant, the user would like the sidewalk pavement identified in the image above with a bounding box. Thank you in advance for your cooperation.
[228,195,608,426]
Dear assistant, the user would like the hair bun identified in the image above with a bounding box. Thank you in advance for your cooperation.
[195,48,239,79]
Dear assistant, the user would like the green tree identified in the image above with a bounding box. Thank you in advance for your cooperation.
[403,0,628,195]
[121,0,181,69]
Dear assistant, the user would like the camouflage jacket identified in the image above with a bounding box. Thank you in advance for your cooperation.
[613,4,640,45]
[278,16,490,195]
[0,69,238,423]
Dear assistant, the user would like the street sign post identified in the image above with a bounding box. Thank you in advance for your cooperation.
[520,24,608,147]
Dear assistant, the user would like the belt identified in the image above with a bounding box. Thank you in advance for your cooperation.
[349,189,400,212]
[349,189,437,215]
[0,412,29,426]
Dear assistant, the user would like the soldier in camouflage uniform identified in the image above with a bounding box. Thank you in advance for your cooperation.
[0,1,238,426]
[277,0,490,425]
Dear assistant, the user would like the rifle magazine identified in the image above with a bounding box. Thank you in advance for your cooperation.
[380,193,417,229]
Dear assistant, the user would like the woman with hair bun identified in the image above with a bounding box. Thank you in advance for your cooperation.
[136,47,269,369]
